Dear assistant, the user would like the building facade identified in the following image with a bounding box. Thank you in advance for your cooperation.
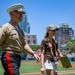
[24,32,37,45]
[55,23,74,50]
[19,14,30,33]
[19,14,37,45]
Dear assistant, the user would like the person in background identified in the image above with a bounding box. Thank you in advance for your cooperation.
[41,24,63,75]
[0,3,40,75]
[37,48,41,57]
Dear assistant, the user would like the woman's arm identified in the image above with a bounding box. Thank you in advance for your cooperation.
[41,49,45,73]
[41,49,44,68]
[57,49,63,57]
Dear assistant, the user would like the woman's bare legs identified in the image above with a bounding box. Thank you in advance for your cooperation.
[46,69,57,75]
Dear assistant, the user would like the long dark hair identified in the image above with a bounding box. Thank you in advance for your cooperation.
[44,31,49,38]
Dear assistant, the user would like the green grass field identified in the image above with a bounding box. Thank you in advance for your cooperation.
[0,60,75,75]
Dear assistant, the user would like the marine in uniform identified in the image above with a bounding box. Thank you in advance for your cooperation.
[0,3,40,75]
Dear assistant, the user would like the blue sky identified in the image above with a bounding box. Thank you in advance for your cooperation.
[0,0,75,45]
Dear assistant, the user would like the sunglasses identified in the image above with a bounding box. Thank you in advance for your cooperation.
[14,10,25,14]
[51,30,56,32]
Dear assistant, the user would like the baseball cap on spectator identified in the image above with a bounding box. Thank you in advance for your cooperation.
[47,24,58,31]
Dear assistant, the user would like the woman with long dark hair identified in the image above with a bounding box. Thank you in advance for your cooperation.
[41,24,63,75]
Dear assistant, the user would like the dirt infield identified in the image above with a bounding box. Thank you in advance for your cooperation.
[20,70,75,75]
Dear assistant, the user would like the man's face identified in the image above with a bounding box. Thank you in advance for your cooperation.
[10,11,24,22]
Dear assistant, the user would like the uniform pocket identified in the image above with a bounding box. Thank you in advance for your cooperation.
[9,33,18,40]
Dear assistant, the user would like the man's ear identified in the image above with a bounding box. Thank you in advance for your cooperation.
[11,13,14,16]
[10,12,14,16]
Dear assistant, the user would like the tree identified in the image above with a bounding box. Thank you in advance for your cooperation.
[29,45,41,50]
[66,39,75,52]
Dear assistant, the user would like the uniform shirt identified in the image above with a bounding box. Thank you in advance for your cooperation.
[41,38,58,62]
[0,21,27,55]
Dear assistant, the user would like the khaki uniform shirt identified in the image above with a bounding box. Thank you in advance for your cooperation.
[0,21,27,55]
[41,38,58,62]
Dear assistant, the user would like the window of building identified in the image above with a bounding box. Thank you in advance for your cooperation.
[33,40,36,44]
[27,40,30,44]
[27,36,30,38]
[32,35,35,38]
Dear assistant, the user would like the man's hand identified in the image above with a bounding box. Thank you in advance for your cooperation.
[34,54,40,62]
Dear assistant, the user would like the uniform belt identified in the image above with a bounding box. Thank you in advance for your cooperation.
[3,51,14,53]
[3,50,21,53]
[3,50,21,55]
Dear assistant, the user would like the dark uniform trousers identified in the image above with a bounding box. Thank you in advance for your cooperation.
[1,51,21,75]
